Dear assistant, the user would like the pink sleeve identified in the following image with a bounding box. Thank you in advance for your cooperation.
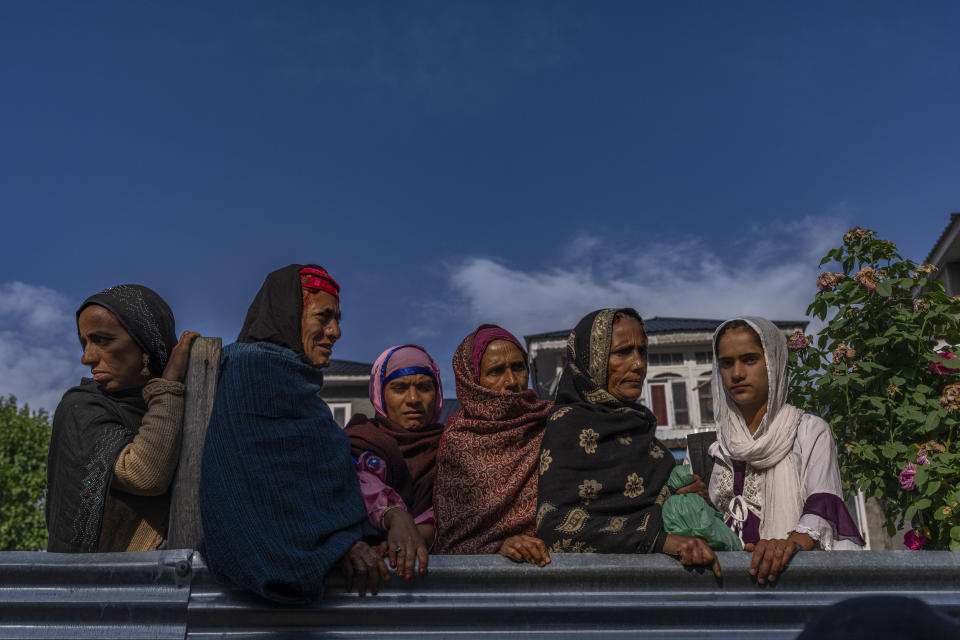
[414,506,435,525]
[356,452,408,531]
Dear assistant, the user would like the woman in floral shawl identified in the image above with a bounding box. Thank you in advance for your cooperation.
[538,308,720,576]
[434,324,553,565]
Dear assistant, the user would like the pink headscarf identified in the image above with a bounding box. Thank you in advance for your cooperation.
[369,345,443,423]
[471,325,527,379]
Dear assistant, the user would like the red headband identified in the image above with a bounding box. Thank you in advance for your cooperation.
[299,267,340,299]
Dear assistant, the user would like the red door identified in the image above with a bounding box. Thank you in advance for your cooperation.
[649,384,669,426]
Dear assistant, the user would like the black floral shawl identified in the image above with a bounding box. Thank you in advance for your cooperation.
[537,308,674,554]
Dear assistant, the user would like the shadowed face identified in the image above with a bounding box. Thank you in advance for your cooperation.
[478,340,528,393]
[78,304,149,392]
[300,291,341,368]
[606,315,647,402]
[383,373,437,430]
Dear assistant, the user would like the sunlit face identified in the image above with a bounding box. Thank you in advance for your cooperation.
[78,304,149,392]
[478,340,529,393]
[716,327,769,415]
[383,373,437,430]
[300,291,341,368]
[606,315,647,402]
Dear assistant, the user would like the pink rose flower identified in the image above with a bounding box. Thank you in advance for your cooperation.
[816,271,846,292]
[788,330,809,350]
[853,266,877,291]
[903,529,927,550]
[898,462,917,491]
[928,352,957,375]
[916,448,928,466]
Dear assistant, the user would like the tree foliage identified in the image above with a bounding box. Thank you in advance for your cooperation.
[0,395,51,550]
[788,227,960,550]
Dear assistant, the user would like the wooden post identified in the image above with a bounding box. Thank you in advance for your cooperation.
[166,336,222,549]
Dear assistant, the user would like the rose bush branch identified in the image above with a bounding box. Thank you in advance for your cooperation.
[788,227,960,550]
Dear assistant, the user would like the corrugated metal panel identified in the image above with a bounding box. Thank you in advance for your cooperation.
[185,552,960,639]
[2,550,959,639]
[0,549,192,640]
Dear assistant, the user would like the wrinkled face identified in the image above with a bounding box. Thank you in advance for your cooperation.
[384,373,437,430]
[478,340,528,393]
[300,291,341,368]
[78,304,149,392]
[606,316,647,402]
[716,327,769,414]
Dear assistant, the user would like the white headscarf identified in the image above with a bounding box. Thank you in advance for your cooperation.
[712,316,804,540]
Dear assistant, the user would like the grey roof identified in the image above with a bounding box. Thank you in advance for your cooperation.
[324,359,373,376]
[525,316,808,343]
[926,212,960,264]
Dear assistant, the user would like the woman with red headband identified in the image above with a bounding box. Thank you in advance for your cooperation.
[345,344,444,581]
[434,324,552,566]
[199,264,388,604]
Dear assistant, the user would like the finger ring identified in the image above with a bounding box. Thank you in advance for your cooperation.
[395,546,402,553]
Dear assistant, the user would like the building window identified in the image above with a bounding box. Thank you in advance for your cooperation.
[698,379,714,423]
[328,402,352,428]
[649,352,683,366]
[671,381,689,426]
[695,351,713,365]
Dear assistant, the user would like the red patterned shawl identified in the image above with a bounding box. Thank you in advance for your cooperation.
[434,326,552,554]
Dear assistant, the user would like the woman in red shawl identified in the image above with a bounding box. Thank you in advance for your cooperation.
[434,324,552,566]
[345,345,444,581]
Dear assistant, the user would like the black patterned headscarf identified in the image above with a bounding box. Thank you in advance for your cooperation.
[537,308,675,554]
[77,284,177,377]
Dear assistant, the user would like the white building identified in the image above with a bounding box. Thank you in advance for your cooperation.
[525,317,808,455]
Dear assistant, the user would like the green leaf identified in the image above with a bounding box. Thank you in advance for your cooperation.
[951,540,960,551]
[924,480,942,496]
[914,497,932,510]
[924,412,941,433]
[875,280,893,298]
[914,466,929,487]
[951,526,960,542]
[904,504,918,522]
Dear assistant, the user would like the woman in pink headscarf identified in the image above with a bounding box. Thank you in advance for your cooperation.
[345,345,444,581]
[434,324,553,566]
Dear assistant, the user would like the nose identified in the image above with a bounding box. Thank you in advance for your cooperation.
[630,349,645,371]
[503,369,520,391]
[404,386,421,405]
[731,361,745,381]
[326,318,341,341]
[81,343,97,366]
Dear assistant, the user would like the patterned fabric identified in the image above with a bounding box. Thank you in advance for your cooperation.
[47,380,148,552]
[198,341,371,604]
[537,308,674,554]
[434,325,552,554]
[77,284,177,376]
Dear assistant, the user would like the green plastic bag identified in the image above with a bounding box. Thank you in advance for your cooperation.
[667,464,694,492]
[662,493,743,551]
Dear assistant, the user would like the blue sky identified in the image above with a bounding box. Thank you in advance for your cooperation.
[1,1,958,411]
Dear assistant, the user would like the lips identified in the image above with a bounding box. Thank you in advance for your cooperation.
[730,385,750,392]
[92,371,109,382]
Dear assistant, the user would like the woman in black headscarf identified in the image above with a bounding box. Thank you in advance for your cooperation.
[46,284,198,553]
[537,308,720,576]
[199,264,387,604]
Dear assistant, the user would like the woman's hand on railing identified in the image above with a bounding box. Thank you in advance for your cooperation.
[382,508,429,579]
[662,534,721,578]
[342,541,390,596]
[745,532,815,584]
[498,535,551,567]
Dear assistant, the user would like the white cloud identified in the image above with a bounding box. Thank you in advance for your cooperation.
[446,215,848,339]
[0,282,85,413]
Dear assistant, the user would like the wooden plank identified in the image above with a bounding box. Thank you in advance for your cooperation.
[166,337,221,549]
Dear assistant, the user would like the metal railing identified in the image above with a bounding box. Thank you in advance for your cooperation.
[2,550,959,639]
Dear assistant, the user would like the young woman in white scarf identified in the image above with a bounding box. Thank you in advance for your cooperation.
[703,317,864,585]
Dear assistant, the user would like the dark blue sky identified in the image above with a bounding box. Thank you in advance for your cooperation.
[1,1,958,409]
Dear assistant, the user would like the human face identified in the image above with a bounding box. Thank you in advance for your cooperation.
[300,291,341,368]
[478,340,529,393]
[383,373,437,430]
[78,304,149,392]
[716,327,769,418]
[606,315,647,402]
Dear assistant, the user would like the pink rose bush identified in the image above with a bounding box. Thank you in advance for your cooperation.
[904,529,927,550]
[928,352,957,375]
[898,462,917,491]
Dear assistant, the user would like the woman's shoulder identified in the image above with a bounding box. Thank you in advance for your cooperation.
[797,412,832,436]
[54,380,110,420]
[223,340,295,365]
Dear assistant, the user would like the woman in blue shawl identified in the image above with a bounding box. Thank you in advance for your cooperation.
[199,264,387,604]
